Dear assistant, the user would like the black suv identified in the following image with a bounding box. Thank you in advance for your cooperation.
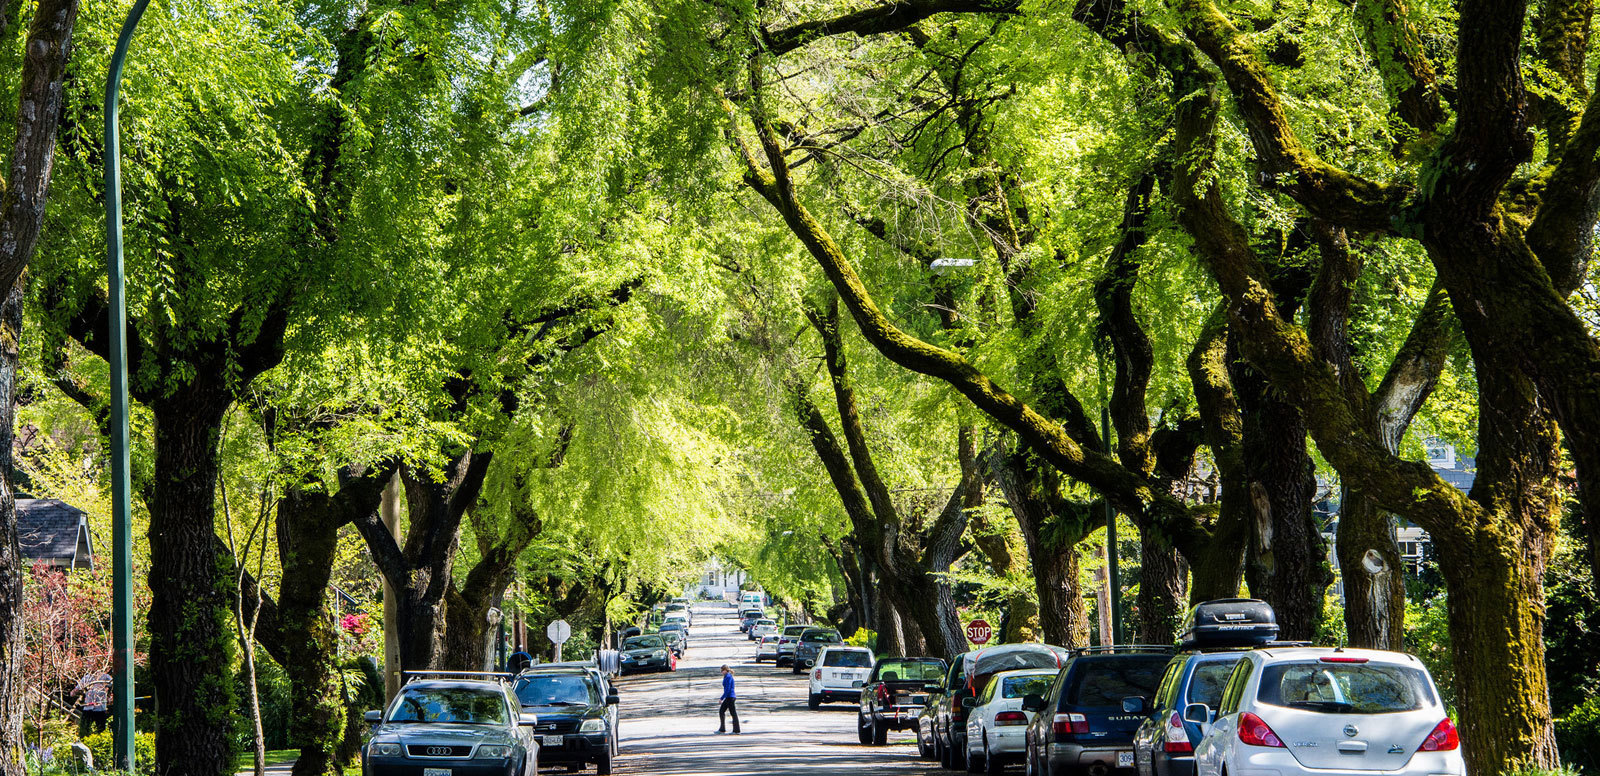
[1021,649,1171,776]
[791,628,843,674]
[512,667,619,775]
[1131,652,1242,776]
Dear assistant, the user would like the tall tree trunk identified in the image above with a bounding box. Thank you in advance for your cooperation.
[147,390,237,776]
[1335,493,1406,649]
[1136,534,1185,644]
[0,286,24,776]
[988,448,1091,648]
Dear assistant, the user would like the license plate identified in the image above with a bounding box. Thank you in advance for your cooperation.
[1117,751,1134,768]
[537,735,563,747]
[424,770,451,776]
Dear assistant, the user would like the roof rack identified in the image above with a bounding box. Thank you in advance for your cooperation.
[1071,645,1176,655]
[401,670,513,684]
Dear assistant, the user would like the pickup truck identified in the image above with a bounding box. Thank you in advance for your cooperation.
[858,657,948,746]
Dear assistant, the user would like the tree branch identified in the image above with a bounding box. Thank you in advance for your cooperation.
[1352,0,1447,135]
[763,0,1019,56]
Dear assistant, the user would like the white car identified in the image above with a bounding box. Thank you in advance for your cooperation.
[755,635,780,662]
[965,668,1056,773]
[808,646,875,709]
[751,619,778,639]
[1191,648,1464,776]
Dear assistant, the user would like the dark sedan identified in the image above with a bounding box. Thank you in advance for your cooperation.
[513,667,618,775]
[618,634,675,674]
[363,680,537,776]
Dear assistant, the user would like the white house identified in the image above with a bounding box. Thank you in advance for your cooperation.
[694,558,750,599]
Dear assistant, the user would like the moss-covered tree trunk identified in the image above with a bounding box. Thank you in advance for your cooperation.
[1137,535,1185,644]
[0,286,25,776]
[147,390,238,776]
[989,449,1091,648]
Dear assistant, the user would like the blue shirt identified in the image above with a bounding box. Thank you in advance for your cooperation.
[722,672,735,700]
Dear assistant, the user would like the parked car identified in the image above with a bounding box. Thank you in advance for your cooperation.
[858,656,947,746]
[739,609,764,633]
[755,634,781,662]
[617,625,641,641]
[362,679,538,776]
[964,668,1057,774]
[618,634,676,675]
[659,628,687,657]
[922,652,967,764]
[1022,648,1172,776]
[940,644,1072,770]
[751,619,778,640]
[808,646,875,708]
[792,628,844,674]
[664,602,692,625]
[1190,648,1463,776]
[512,666,618,775]
[1133,653,1243,776]
[776,624,810,667]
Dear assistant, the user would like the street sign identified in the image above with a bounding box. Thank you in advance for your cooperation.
[966,619,993,646]
[547,620,571,645]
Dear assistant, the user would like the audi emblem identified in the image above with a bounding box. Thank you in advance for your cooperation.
[426,746,453,757]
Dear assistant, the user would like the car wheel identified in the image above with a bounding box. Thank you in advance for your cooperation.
[918,729,933,759]
[596,747,613,776]
[940,734,955,769]
[871,716,888,746]
[986,738,1006,776]
[858,712,873,745]
[808,693,821,710]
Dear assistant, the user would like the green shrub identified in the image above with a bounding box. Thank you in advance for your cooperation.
[73,730,156,774]
[1557,694,1600,773]
[845,628,876,650]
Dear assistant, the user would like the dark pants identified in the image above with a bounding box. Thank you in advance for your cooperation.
[718,697,740,733]
[79,709,108,737]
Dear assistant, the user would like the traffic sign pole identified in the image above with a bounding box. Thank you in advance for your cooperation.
[547,620,571,663]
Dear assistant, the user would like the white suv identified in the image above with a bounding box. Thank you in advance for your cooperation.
[808,646,875,709]
[1191,647,1464,776]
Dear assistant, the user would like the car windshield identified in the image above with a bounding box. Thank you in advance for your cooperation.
[876,659,947,682]
[824,650,873,668]
[756,620,775,626]
[515,674,596,708]
[389,687,507,725]
[1257,661,1434,714]
[1066,657,1169,707]
[1002,674,1057,699]
[1187,659,1240,707]
[802,631,842,643]
[624,636,664,649]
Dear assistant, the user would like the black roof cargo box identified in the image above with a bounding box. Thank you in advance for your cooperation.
[1179,598,1279,649]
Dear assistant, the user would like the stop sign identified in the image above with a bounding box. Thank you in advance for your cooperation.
[966,619,992,645]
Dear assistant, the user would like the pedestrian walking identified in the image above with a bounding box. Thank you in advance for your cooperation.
[715,665,740,734]
[70,666,112,737]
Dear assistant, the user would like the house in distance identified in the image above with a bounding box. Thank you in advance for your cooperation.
[17,498,95,570]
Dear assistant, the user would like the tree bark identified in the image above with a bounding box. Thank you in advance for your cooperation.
[1136,534,1185,645]
[987,447,1091,648]
[0,286,24,776]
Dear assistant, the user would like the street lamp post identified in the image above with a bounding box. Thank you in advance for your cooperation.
[104,0,153,768]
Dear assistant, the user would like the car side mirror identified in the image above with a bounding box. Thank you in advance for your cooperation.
[1183,703,1212,725]
[606,693,620,706]
[519,713,539,727]
[363,710,382,724]
[1021,695,1045,713]
[1122,696,1147,714]
[960,696,979,709]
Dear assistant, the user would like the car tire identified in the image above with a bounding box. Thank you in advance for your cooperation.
[918,729,933,759]
[940,734,955,769]
[871,716,888,746]
[596,748,613,776]
[966,740,984,773]
[987,740,1006,776]
[792,662,802,675]
[858,713,873,745]
[808,693,821,710]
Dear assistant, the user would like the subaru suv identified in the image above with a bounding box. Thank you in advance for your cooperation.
[1023,649,1172,776]
[363,679,538,776]
[1191,648,1463,776]
[1134,653,1243,776]
[512,667,618,774]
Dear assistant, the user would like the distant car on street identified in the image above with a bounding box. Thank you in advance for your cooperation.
[618,634,676,675]
[362,679,538,776]
[755,634,781,662]
[858,656,947,746]
[807,646,875,709]
[512,666,619,775]
[659,628,687,657]
[776,624,810,667]
[963,668,1057,774]
[739,609,764,633]
[792,628,844,674]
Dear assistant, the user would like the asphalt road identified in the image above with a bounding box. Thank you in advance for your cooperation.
[610,603,944,776]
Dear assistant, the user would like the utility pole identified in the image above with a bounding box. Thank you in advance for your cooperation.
[1097,353,1123,647]
[104,0,153,767]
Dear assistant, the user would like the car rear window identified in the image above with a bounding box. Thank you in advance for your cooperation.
[824,650,873,668]
[1002,674,1056,699]
[515,674,597,707]
[1256,661,1435,714]
[784,626,809,636]
[802,630,842,643]
[1065,657,1169,707]
[390,687,507,724]
[877,660,947,683]
[1186,659,1240,707]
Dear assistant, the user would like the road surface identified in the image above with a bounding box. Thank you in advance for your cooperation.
[611,603,943,775]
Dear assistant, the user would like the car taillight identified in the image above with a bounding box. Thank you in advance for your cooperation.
[994,711,1027,727]
[1318,656,1369,663]
[1418,719,1460,752]
[814,669,822,680]
[1237,712,1285,748]
[877,684,890,703]
[1163,712,1193,753]
[1052,713,1089,738]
